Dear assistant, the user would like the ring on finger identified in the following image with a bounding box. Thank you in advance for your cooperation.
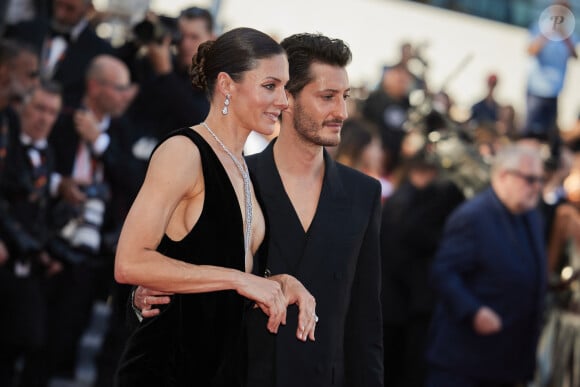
[313,313,319,323]
[144,296,149,306]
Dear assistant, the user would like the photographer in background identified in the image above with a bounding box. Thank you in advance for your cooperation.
[0,81,63,387]
[121,6,214,174]
[17,54,138,387]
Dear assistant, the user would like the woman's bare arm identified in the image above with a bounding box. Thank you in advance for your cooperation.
[114,134,287,332]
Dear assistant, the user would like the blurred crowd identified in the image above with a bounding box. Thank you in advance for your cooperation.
[0,0,579,386]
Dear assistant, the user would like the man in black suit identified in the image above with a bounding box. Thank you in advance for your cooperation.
[124,6,214,169]
[135,33,384,387]
[0,81,63,386]
[37,0,113,110]
[381,152,464,387]
[244,33,383,387]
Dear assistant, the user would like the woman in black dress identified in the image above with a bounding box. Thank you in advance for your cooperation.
[114,27,317,386]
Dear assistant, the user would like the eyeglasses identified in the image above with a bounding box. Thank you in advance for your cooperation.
[506,170,545,185]
[97,80,132,92]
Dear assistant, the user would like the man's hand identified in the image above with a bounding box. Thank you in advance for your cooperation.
[74,109,101,144]
[38,251,63,277]
[134,285,172,318]
[269,274,317,342]
[473,306,502,335]
[58,177,86,205]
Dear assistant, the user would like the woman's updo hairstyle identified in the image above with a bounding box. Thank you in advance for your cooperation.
[190,27,285,99]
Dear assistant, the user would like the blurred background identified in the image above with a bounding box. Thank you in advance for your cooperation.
[92,0,580,132]
[1,1,580,386]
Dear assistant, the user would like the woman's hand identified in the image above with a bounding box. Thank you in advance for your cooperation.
[236,273,287,334]
[270,274,317,342]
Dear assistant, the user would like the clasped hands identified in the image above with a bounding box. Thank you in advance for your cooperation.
[134,273,317,342]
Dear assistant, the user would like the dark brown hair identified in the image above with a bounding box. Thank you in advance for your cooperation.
[190,27,284,99]
[281,33,351,97]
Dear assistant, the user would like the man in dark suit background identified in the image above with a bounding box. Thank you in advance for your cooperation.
[134,33,384,387]
[0,0,51,46]
[381,152,464,387]
[426,143,547,387]
[13,0,113,111]
[0,81,63,386]
[123,6,214,178]
[18,54,137,386]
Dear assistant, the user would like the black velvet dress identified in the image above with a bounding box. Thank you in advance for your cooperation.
[115,128,266,386]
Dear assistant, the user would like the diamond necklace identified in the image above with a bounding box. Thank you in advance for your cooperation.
[201,122,252,257]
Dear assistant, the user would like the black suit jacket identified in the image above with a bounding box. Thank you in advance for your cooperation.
[1,0,51,46]
[0,118,55,259]
[245,140,384,387]
[381,179,464,322]
[126,59,209,138]
[43,23,113,110]
[0,117,54,353]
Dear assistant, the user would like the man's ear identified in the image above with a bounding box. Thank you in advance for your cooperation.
[283,90,295,116]
[85,78,101,96]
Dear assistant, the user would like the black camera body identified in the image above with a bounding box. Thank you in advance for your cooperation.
[132,16,179,45]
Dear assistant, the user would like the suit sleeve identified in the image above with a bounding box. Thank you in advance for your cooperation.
[345,182,384,387]
[430,209,482,322]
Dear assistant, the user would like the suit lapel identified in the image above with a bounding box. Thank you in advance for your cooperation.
[487,188,546,279]
[251,141,307,275]
[488,189,527,262]
[296,151,351,284]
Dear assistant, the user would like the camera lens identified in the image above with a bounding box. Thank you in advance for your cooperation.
[133,20,165,45]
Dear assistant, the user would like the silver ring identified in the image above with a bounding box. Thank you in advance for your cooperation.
[314,314,319,323]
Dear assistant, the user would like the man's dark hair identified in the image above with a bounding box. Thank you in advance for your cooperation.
[179,6,214,34]
[280,33,352,97]
[22,80,62,104]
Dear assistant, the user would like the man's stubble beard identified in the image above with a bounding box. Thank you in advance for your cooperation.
[292,100,341,147]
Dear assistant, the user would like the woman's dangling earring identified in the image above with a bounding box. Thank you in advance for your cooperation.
[222,94,231,115]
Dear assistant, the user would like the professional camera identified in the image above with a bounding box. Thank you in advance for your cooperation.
[132,15,179,45]
[59,183,110,256]
[403,90,490,198]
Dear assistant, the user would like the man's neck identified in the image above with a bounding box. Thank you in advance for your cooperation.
[492,182,521,215]
[273,128,325,179]
[273,125,326,232]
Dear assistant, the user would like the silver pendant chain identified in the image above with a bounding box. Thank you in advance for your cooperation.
[201,122,252,256]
